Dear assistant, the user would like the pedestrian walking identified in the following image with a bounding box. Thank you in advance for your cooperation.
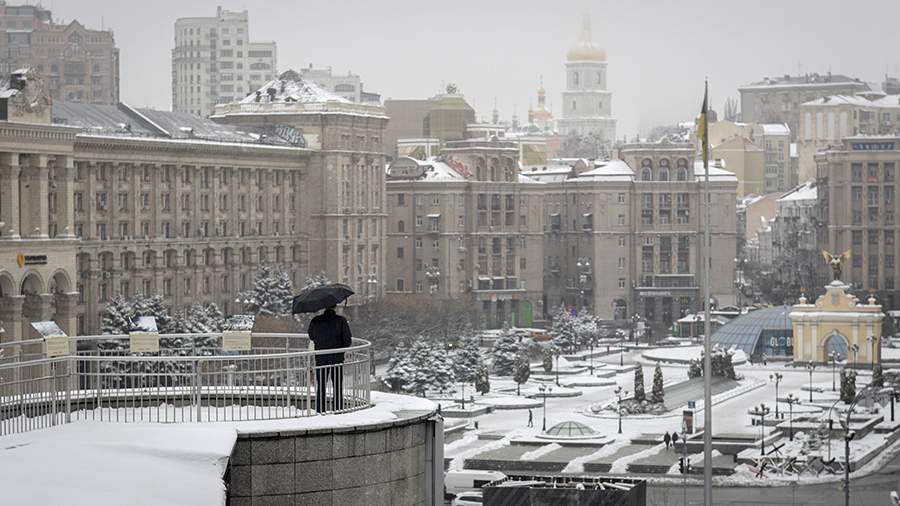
[307,304,353,413]
[527,409,534,427]
[663,431,671,449]
[672,431,680,448]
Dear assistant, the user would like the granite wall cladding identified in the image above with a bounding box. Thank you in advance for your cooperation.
[226,415,435,506]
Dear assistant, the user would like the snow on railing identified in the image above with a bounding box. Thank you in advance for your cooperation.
[0,333,371,437]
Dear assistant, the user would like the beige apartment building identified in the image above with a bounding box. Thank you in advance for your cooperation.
[0,3,119,105]
[798,94,900,183]
[707,121,793,195]
[739,73,868,136]
[0,68,385,339]
[385,139,546,328]
[526,142,738,332]
[711,135,764,197]
[817,136,900,311]
[212,70,389,299]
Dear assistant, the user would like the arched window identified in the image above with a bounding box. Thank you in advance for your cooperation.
[677,168,688,181]
[573,71,579,86]
[398,220,405,233]
[641,168,652,181]
[658,168,669,181]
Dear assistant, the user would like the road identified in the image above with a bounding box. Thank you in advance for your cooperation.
[647,448,900,505]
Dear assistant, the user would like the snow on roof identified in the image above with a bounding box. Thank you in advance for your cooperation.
[760,123,790,136]
[777,181,817,202]
[802,94,900,108]
[240,69,350,105]
[574,159,634,182]
[742,73,866,89]
[693,161,738,182]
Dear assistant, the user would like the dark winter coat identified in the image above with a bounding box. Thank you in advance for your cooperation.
[307,309,353,365]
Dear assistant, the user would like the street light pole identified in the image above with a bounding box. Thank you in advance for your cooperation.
[770,373,782,419]
[539,384,551,432]
[614,386,625,434]
[753,403,770,456]
[785,394,799,441]
[807,363,816,403]
[851,343,860,366]
[867,335,879,368]
[829,351,839,392]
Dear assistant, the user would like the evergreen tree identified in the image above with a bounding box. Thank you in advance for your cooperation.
[474,363,491,395]
[131,293,176,333]
[549,307,577,353]
[452,335,482,386]
[633,362,646,401]
[542,351,554,372]
[872,363,885,388]
[384,343,411,393]
[491,325,521,375]
[100,294,133,334]
[573,311,598,350]
[687,358,703,379]
[241,264,294,316]
[513,352,531,396]
[651,363,665,403]
[840,369,857,403]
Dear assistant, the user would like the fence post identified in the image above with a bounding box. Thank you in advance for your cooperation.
[65,357,72,423]
[193,358,201,422]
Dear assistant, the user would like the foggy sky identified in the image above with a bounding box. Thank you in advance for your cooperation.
[45,0,900,137]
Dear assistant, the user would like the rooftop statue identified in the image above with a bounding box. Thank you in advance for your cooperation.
[821,249,851,282]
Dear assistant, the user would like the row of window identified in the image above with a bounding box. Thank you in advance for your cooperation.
[71,219,295,241]
[850,162,897,183]
[71,191,293,214]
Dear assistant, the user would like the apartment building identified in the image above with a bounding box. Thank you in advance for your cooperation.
[385,139,546,328]
[0,3,119,104]
[172,7,276,116]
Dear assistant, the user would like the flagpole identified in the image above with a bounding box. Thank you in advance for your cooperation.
[701,79,714,506]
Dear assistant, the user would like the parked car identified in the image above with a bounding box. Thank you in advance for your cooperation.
[451,491,483,506]
[444,469,505,497]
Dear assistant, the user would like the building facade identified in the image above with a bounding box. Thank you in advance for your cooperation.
[556,14,616,146]
[172,7,277,117]
[817,136,900,310]
[0,3,119,105]
[382,88,476,159]
[711,135,764,197]
[213,70,388,300]
[739,73,868,137]
[385,140,546,328]
[527,141,738,332]
[299,64,380,104]
[798,94,900,184]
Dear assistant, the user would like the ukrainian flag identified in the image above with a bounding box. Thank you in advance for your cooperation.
[697,82,709,166]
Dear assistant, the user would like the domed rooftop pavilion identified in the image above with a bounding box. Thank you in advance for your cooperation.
[709,306,842,361]
[538,420,599,440]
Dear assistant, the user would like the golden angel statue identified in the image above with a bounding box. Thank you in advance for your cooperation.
[821,250,851,281]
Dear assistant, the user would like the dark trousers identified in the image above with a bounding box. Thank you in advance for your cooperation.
[315,364,344,413]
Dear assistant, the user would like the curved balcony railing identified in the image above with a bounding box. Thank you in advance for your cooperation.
[0,333,371,437]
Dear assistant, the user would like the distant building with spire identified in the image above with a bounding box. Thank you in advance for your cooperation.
[556,12,616,148]
[527,77,555,132]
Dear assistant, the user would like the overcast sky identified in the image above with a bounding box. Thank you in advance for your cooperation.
[46,0,900,137]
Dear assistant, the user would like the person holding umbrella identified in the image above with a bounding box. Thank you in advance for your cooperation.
[293,283,355,413]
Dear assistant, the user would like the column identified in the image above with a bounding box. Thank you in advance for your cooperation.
[20,154,50,238]
[56,155,76,237]
[0,295,25,344]
[0,153,21,238]
[54,292,79,337]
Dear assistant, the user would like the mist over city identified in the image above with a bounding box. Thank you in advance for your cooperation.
[1,1,900,505]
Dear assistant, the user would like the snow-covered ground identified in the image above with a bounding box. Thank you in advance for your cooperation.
[642,345,748,365]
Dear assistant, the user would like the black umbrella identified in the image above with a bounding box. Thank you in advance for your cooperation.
[291,283,355,314]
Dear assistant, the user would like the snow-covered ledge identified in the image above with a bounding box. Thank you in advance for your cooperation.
[0,392,440,506]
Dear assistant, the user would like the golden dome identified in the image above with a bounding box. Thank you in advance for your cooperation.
[566,13,605,62]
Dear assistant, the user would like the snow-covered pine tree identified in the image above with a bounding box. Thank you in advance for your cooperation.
[453,335,482,385]
[840,369,857,403]
[513,352,531,396]
[100,294,134,334]
[542,351,553,372]
[688,358,703,379]
[573,311,597,350]
[491,326,521,375]
[872,363,885,388]
[384,343,411,393]
[301,271,331,291]
[474,363,491,394]
[651,363,665,403]
[242,265,294,316]
[633,362,646,401]
[131,293,175,333]
[549,307,577,353]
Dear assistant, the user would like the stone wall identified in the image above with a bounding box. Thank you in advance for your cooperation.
[227,413,438,506]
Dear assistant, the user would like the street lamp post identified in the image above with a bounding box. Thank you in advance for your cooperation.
[588,328,595,375]
[785,394,800,441]
[752,403,771,456]
[844,429,855,506]
[829,351,840,392]
[806,363,816,403]
[867,335,879,368]
[539,384,552,432]
[614,386,626,434]
[555,350,560,386]
[850,343,860,366]
[770,373,782,419]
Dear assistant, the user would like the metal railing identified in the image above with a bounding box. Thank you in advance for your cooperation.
[0,333,371,437]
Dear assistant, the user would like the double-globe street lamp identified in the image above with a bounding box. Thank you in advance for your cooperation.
[752,403,771,456]
[785,393,800,441]
[234,297,255,314]
[770,373,783,419]
[538,384,553,432]
[806,363,816,402]
[614,385,627,434]
[867,335,879,368]
[829,351,841,392]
